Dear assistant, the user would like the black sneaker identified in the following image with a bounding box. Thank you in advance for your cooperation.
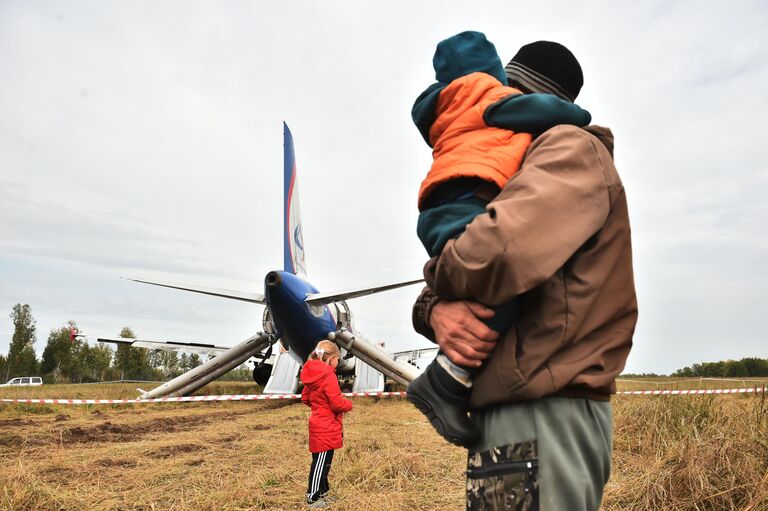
[406,360,479,447]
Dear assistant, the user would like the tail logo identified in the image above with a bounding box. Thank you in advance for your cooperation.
[294,225,304,252]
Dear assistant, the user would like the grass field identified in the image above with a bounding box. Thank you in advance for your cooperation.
[1,380,767,510]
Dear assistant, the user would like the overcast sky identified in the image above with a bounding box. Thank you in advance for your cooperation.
[1,1,766,375]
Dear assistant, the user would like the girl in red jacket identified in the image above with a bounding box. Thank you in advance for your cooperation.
[300,340,353,507]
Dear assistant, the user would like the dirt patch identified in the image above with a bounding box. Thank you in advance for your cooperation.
[62,423,139,443]
[61,411,245,444]
[62,426,92,442]
[0,433,46,449]
[0,418,33,427]
[249,424,271,431]
[54,414,69,422]
[95,458,137,468]
[216,434,243,443]
[146,443,205,459]
[185,458,205,467]
[256,400,297,412]
[0,434,24,447]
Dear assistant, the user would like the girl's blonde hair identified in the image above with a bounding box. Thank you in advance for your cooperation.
[309,340,340,363]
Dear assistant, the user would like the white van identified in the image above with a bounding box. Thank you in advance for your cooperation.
[0,376,43,387]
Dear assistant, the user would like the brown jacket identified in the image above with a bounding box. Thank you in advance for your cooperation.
[412,125,637,408]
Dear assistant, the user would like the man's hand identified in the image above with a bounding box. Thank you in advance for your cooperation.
[429,301,500,368]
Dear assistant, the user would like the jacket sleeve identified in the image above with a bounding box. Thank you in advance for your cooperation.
[426,126,610,305]
[323,374,353,414]
[411,82,446,147]
[301,384,311,407]
[484,93,591,134]
[412,285,439,342]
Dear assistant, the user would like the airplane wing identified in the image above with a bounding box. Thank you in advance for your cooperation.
[139,332,275,399]
[91,336,233,357]
[327,329,421,386]
[305,278,424,306]
[123,277,265,304]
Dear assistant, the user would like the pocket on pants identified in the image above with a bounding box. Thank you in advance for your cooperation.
[466,440,539,511]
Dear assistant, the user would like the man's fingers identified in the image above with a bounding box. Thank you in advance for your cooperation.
[443,348,483,368]
[465,336,497,353]
[466,302,496,319]
[450,338,493,361]
[461,319,499,343]
[455,302,499,343]
[444,323,496,352]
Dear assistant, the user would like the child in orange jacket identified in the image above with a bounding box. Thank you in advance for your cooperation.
[407,31,591,448]
[300,340,353,507]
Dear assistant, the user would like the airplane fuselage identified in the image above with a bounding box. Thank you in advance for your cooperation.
[264,270,336,362]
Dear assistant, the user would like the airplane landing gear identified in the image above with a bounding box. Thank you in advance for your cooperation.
[253,363,273,386]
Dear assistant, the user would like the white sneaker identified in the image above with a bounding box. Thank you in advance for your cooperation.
[308,500,327,508]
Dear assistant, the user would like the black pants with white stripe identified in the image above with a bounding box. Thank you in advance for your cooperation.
[306,450,335,503]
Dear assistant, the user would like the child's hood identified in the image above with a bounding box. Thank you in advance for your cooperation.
[300,359,335,389]
[434,31,507,85]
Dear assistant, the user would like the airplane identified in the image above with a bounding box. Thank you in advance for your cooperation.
[83,123,431,399]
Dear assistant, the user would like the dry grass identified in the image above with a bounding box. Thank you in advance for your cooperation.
[616,377,768,391]
[605,393,768,510]
[0,383,462,511]
[0,381,261,401]
[1,381,767,510]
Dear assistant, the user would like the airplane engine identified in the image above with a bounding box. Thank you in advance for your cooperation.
[262,308,277,334]
[331,300,353,330]
[330,300,356,375]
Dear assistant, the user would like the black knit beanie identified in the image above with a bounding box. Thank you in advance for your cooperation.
[505,41,583,102]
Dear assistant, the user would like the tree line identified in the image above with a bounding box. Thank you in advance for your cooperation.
[621,357,768,379]
[671,357,768,378]
[1,303,252,384]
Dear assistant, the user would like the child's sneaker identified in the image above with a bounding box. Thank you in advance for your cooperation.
[406,359,479,447]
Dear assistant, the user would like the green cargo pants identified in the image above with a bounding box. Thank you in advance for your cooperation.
[467,397,612,511]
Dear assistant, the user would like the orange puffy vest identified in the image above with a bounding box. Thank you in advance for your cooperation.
[418,72,532,210]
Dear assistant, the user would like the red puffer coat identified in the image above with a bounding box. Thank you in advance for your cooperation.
[300,360,353,453]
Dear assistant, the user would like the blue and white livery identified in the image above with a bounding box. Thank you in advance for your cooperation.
[283,123,307,277]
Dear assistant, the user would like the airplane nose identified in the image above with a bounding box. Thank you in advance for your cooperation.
[265,271,282,288]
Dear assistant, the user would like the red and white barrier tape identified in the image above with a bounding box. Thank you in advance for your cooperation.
[2,387,765,405]
[616,387,766,395]
[0,391,406,405]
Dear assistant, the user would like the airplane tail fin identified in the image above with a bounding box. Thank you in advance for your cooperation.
[283,122,307,276]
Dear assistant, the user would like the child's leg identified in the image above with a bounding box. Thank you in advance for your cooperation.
[436,351,476,386]
[306,451,332,503]
[319,450,335,497]
[406,353,480,447]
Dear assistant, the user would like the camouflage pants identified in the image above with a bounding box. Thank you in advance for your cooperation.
[467,440,539,510]
[467,398,612,511]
